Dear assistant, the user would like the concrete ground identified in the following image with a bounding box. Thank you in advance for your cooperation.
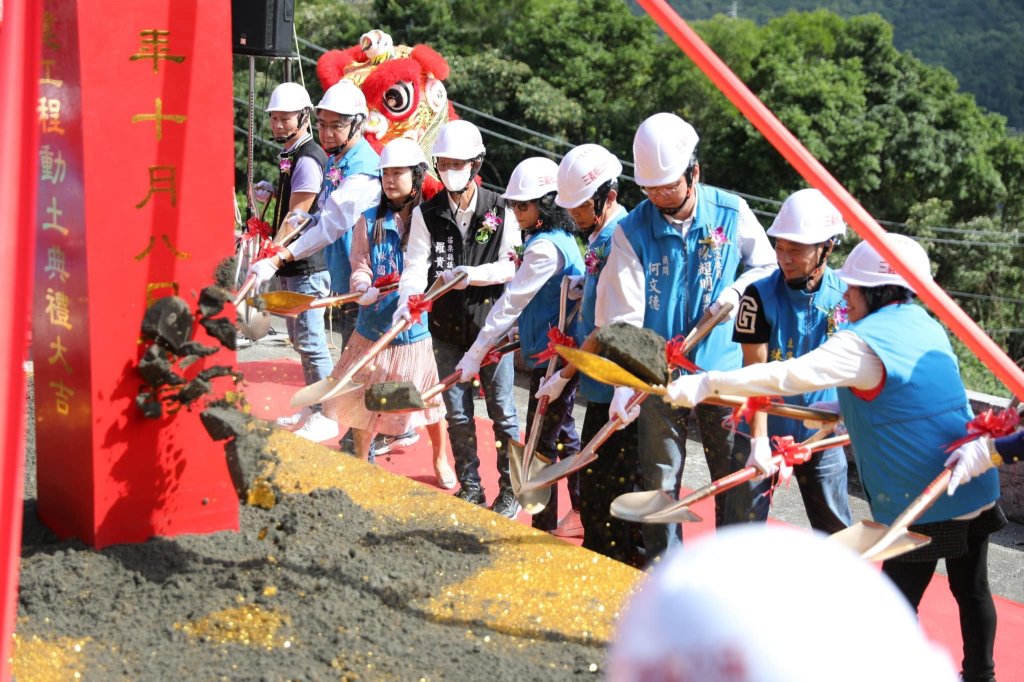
[238,314,1024,604]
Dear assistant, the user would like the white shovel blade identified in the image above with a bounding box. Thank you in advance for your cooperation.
[518,448,599,495]
[508,440,552,515]
[289,376,362,408]
[828,521,932,563]
[643,503,703,524]
[610,490,676,522]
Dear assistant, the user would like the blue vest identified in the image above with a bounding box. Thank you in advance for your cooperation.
[321,138,380,294]
[580,206,628,402]
[837,304,1000,524]
[751,267,847,441]
[519,229,584,370]
[353,206,429,345]
[620,184,743,372]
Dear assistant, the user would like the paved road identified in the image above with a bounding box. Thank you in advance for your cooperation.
[238,317,1024,603]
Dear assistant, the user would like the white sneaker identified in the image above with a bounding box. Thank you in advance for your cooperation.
[550,509,584,538]
[276,407,314,430]
[293,412,340,442]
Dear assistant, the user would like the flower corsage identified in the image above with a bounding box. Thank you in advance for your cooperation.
[475,210,501,244]
[279,157,292,174]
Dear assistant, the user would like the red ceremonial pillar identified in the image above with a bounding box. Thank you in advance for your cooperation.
[1,0,44,677]
[32,0,239,549]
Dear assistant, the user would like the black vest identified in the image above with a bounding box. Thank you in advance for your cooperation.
[421,186,509,350]
[273,135,328,277]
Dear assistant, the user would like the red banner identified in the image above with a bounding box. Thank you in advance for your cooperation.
[1,0,44,677]
[32,0,238,549]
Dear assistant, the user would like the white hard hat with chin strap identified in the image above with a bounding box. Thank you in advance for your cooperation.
[432,120,486,195]
[267,82,314,144]
[837,232,932,293]
[503,157,559,201]
[768,188,847,291]
[316,80,369,154]
[633,112,698,187]
[607,525,958,682]
[378,137,429,212]
[555,144,623,229]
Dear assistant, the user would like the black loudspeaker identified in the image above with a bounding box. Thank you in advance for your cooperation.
[231,0,297,57]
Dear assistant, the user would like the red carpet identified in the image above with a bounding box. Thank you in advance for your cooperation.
[244,358,1024,679]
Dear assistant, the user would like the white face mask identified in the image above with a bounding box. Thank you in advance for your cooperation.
[440,167,472,193]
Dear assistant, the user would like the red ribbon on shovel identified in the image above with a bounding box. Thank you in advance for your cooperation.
[372,271,401,288]
[944,407,1020,452]
[770,435,814,466]
[723,395,782,432]
[531,327,577,363]
[665,335,703,374]
[406,294,433,325]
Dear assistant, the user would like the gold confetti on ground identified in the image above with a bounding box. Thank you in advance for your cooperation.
[175,604,291,650]
[268,429,641,643]
[10,632,90,682]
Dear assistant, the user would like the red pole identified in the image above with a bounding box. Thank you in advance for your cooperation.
[637,0,1024,400]
[0,0,43,677]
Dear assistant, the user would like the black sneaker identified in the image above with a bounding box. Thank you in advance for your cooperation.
[454,485,486,506]
[490,488,522,519]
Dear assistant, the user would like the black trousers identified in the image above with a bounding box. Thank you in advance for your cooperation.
[882,531,997,682]
[577,401,644,566]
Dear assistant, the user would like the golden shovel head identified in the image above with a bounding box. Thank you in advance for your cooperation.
[828,520,932,563]
[609,490,678,523]
[508,440,552,515]
[253,291,317,316]
[554,346,664,394]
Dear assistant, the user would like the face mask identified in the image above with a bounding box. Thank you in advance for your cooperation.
[440,167,472,193]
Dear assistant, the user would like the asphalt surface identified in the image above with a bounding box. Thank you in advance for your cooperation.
[238,314,1024,604]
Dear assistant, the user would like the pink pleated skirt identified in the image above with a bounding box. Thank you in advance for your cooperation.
[325,331,446,435]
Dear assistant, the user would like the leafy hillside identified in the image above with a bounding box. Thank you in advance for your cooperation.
[666,0,1024,129]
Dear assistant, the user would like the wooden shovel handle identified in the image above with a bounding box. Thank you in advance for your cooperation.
[681,302,734,353]
[705,394,842,423]
[862,465,954,560]
[307,282,400,309]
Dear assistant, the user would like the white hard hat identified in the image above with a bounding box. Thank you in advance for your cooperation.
[432,120,485,160]
[606,526,957,682]
[767,188,846,244]
[502,157,560,201]
[316,80,368,117]
[555,144,623,208]
[378,137,428,170]
[632,112,699,187]
[266,82,313,113]
[836,233,931,292]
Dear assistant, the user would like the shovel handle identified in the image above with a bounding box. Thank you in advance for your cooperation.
[233,274,257,308]
[705,394,842,423]
[861,465,954,560]
[681,302,734,354]
[307,282,400,309]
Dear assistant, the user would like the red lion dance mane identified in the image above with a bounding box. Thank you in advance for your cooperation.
[316,30,457,199]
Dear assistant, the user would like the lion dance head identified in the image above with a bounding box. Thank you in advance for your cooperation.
[317,30,457,198]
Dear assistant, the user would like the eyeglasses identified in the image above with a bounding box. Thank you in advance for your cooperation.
[641,176,686,198]
[507,199,534,212]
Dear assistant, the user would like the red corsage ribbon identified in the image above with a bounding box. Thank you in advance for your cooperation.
[944,407,1021,452]
[372,271,400,288]
[406,294,433,325]
[723,396,782,433]
[531,327,577,363]
[665,335,702,374]
[770,435,813,466]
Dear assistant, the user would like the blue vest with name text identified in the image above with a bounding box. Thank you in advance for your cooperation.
[580,206,628,402]
[620,184,743,372]
[322,139,380,294]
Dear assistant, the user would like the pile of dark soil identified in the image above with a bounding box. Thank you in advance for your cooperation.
[13,379,635,681]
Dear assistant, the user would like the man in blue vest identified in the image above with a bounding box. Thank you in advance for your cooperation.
[535,144,643,557]
[733,188,852,533]
[596,112,776,559]
[393,121,523,515]
[249,81,382,443]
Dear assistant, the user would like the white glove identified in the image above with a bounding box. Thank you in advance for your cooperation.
[802,400,846,434]
[536,370,571,401]
[455,352,482,383]
[945,437,996,496]
[248,257,280,289]
[663,374,710,408]
[710,287,740,320]
[567,275,585,301]
[391,296,412,325]
[610,387,641,429]
[253,180,275,203]
[356,285,380,306]
[285,209,315,230]
[745,436,778,480]
[440,266,472,290]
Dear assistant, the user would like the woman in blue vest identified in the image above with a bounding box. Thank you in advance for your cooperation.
[325,138,454,489]
[661,234,1003,682]
[456,157,585,530]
